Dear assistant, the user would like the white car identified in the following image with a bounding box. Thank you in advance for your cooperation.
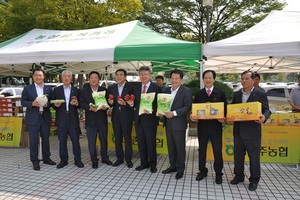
[0,87,23,98]
[262,85,295,105]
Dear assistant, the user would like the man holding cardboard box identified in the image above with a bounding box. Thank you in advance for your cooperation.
[228,71,271,191]
[191,70,227,184]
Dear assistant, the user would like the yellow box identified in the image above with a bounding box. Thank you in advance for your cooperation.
[227,102,261,121]
[277,112,300,126]
[263,113,278,126]
[192,102,224,119]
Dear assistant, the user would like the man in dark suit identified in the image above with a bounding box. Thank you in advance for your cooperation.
[228,71,271,191]
[132,66,161,173]
[191,70,227,184]
[107,69,134,168]
[160,69,192,179]
[79,71,112,169]
[21,68,56,170]
[52,70,83,169]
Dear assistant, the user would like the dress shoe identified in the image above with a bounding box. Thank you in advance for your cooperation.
[92,162,98,169]
[162,167,177,174]
[102,159,113,165]
[74,160,84,168]
[196,171,207,181]
[175,172,184,179]
[215,175,223,184]
[33,163,40,171]
[126,161,133,168]
[43,159,56,165]
[150,166,157,173]
[112,160,124,167]
[249,183,258,191]
[230,178,244,185]
[56,161,68,169]
[135,165,149,171]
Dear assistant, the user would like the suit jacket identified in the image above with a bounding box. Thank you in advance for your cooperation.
[79,85,108,127]
[232,88,271,139]
[21,84,52,125]
[165,85,192,131]
[133,82,161,127]
[51,85,80,128]
[194,87,227,135]
[107,83,134,123]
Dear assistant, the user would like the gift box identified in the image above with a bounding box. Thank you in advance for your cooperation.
[191,102,224,119]
[227,102,261,121]
[277,111,300,126]
[264,113,278,126]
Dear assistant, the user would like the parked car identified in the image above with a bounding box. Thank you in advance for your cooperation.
[262,85,294,105]
[83,80,116,89]
[0,87,23,98]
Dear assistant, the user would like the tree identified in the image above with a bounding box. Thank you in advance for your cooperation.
[0,0,143,42]
[139,0,286,43]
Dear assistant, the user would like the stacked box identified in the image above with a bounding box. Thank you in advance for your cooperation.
[277,111,300,126]
[264,113,279,126]
[192,102,224,119]
[227,102,262,121]
[0,98,14,116]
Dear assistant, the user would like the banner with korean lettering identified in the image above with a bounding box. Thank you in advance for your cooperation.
[0,117,22,147]
[99,122,168,154]
[206,125,300,164]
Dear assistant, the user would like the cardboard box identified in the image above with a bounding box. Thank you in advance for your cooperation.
[277,111,300,126]
[264,113,278,126]
[192,102,224,119]
[227,102,261,121]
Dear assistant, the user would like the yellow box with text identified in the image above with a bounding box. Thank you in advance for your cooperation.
[192,102,224,119]
[278,112,300,126]
[227,102,261,121]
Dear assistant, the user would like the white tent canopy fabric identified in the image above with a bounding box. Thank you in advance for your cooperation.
[0,20,201,77]
[203,10,300,73]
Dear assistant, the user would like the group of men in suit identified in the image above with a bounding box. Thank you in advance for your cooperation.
[191,70,271,191]
[21,67,270,190]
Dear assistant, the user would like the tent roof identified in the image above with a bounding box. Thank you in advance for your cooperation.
[0,20,201,76]
[203,10,300,73]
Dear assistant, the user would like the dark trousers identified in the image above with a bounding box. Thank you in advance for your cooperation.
[233,134,261,183]
[86,126,109,162]
[198,133,223,175]
[57,115,81,162]
[135,123,157,167]
[113,119,133,162]
[166,120,186,173]
[27,114,51,164]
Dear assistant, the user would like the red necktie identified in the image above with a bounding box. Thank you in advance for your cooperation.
[207,89,211,97]
[142,85,147,93]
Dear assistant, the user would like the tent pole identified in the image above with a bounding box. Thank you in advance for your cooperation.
[200,61,204,89]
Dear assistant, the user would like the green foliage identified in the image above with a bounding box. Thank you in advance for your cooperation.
[0,0,143,42]
[139,0,285,43]
[184,79,234,101]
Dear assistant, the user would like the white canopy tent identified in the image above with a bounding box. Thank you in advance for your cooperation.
[203,10,300,73]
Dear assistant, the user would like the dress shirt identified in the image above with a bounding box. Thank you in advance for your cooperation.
[118,83,125,96]
[170,85,181,116]
[242,87,254,103]
[141,82,151,93]
[206,86,214,97]
[63,84,71,111]
[35,83,44,112]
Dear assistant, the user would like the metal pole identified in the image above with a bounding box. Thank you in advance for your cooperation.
[206,7,211,43]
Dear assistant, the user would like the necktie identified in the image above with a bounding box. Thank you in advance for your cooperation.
[142,85,147,93]
[207,89,211,97]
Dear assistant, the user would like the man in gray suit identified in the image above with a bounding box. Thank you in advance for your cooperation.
[161,69,192,179]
